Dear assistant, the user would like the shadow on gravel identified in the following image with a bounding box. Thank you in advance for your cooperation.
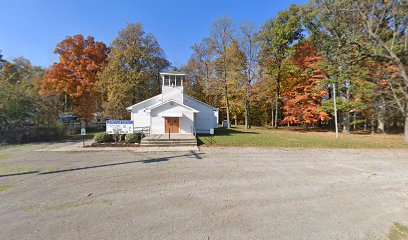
[0,151,204,178]
[0,171,40,178]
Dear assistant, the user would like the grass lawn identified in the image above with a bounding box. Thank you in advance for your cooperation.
[0,185,15,192]
[63,132,102,141]
[198,126,408,149]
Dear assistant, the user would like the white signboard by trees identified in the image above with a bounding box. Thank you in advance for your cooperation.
[106,120,134,134]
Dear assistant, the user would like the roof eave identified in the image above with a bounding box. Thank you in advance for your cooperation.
[146,99,199,112]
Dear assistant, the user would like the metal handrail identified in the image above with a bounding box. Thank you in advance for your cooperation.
[191,126,197,138]
[134,126,150,135]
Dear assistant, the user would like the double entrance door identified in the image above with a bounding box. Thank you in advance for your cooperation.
[165,117,179,133]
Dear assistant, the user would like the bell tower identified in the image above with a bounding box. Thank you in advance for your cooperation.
[160,72,185,103]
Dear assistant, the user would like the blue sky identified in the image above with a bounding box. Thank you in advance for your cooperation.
[0,0,308,68]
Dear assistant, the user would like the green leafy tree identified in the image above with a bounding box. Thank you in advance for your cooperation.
[182,38,222,107]
[223,39,247,125]
[239,22,260,129]
[303,0,408,141]
[98,23,169,119]
[302,0,369,133]
[0,50,4,69]
[210,16,235,128]
[0,57,60,131]
[258,4,303,128]
[351,0,408,141]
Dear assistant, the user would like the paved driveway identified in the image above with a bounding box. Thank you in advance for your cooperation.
[0,143,408,240]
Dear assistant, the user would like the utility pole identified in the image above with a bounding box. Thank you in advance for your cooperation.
[332,83,339,139]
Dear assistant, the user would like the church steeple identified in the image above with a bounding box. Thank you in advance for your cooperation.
[160,72,185,103]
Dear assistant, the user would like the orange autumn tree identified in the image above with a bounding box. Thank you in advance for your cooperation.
[282,41,329,126]
[40,35,109,121]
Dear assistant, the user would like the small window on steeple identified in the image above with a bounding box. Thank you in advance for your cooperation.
[164,75,170,85]
[170,75,176,86]
[176,76,182,86]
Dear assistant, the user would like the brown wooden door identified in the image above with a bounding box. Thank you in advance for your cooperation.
[165,117,179,133]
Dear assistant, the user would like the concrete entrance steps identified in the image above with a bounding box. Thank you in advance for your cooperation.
[141,134,197,147]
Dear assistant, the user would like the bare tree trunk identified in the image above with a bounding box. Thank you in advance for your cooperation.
[377,118,385,133]
[405,111,408,144]
[244,99,248,128]
[364,118,367,132]
[271,103,274,127]
[247,104,251,129]
[244,97,250,129]
[225,85,231,129]
[353,112,356,131]
[342,113,351,134]
[342,81,351,134]
[405,101,408,144]
[274,66,282,129]
[371,114,375,134]
[64,94,68,112]
[377,97,386,133]
[274,96,279,128]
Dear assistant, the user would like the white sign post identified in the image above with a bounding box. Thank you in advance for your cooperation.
[209,128,214,145]
[106,120,134,134]
[80,127,86,147]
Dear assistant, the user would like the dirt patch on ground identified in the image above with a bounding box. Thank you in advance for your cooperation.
[0,143,407,240]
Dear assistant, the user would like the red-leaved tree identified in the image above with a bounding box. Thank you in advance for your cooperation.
[282,41,330,126]
[40,35,109,121]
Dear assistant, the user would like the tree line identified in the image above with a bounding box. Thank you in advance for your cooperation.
[1,0,407,143]
[0,23,169,142]
[181,0,408,143]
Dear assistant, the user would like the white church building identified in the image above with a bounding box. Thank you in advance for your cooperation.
[126,72,219,135]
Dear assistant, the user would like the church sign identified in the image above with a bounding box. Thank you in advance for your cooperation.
[106,120,134,134]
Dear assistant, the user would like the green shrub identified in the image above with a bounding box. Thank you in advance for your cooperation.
[94,132,113,143]
[112,134,126,142]
[125,133,141,143]
[55,122,66,136]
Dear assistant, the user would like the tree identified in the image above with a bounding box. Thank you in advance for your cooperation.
[282,41,330,126]
[351,0,408,142]
[0,57,60,127]
[239,22,260,128]
[98,23,169,119]
[258,5,303,128]
[0,50,4,69]
[39,35,109,121]
[224,39,247,125]
[184,38,222,107]
[301,0,363,133]
[210,16,235,128]
[303,0,408,141]
[0,58,38,128]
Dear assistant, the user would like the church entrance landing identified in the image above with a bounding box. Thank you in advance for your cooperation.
[140,133,197,147]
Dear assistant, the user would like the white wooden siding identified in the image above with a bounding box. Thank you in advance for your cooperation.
[149,103,194,134]
[184,96,218,133]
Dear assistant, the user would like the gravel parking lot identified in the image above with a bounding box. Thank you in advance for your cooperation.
[1,143,408,240]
